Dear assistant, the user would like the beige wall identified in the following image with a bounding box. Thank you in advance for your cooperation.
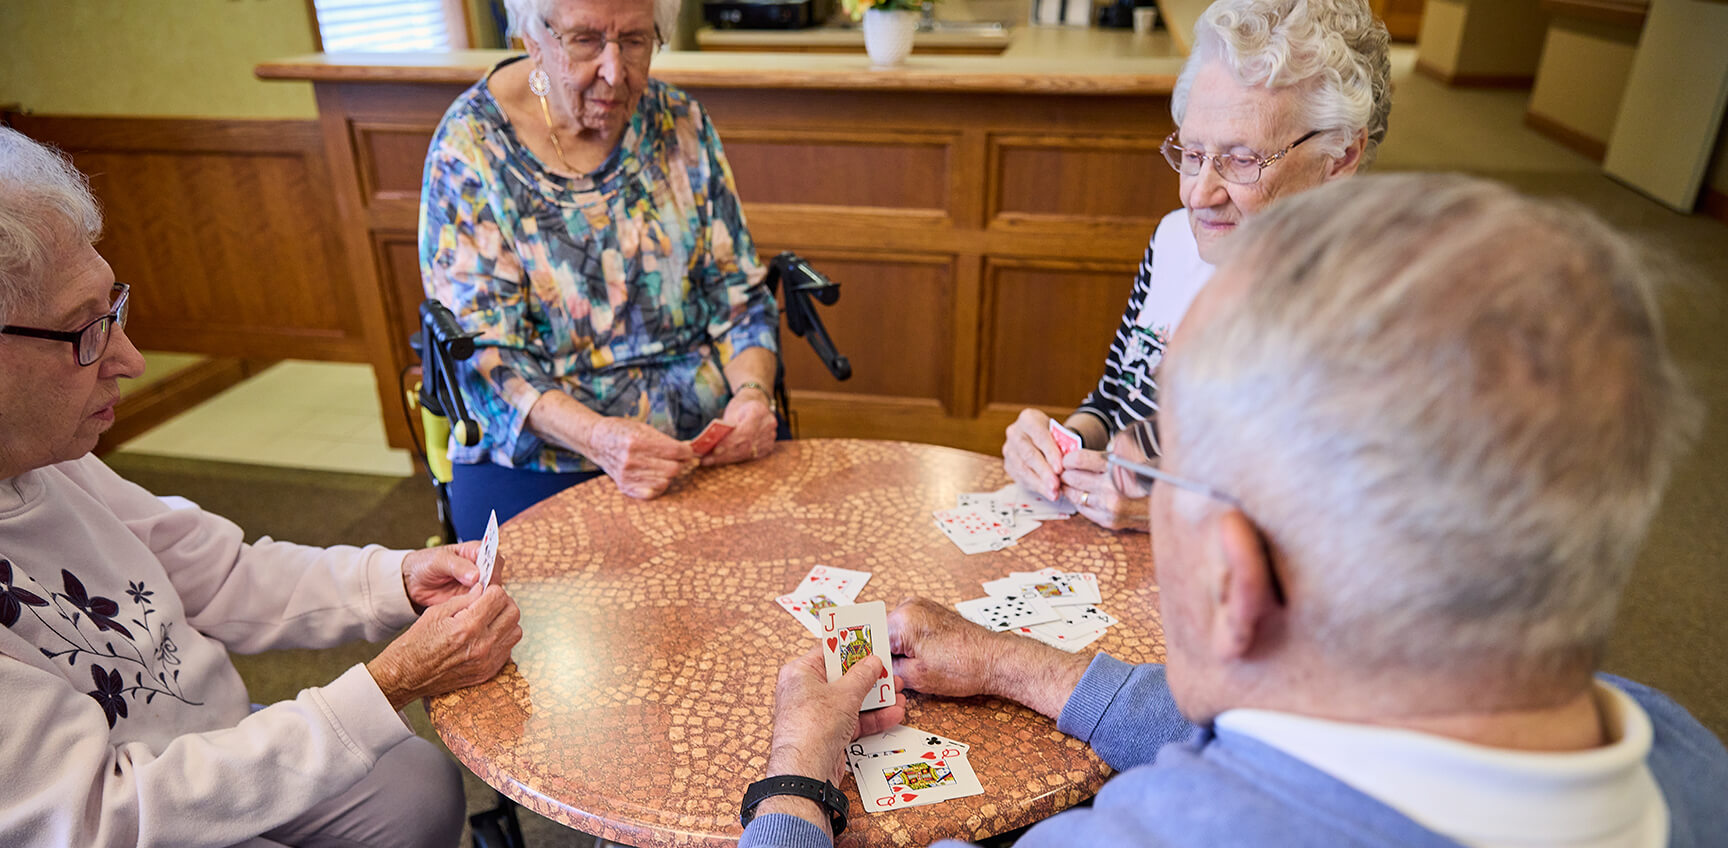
[0,0,320,119]
[1416,0,1547,80]
[1528,16,1643,145]
[1417,0,1468,77]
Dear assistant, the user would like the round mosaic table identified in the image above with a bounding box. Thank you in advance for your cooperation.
[428,439,1166,847]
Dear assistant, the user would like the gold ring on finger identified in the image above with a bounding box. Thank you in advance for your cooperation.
[1080,491,1090,507]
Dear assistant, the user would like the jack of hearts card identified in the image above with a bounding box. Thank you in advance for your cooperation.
[819,601,895,711]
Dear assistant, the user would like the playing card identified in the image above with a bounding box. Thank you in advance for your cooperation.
[954,594,1061,631]
[1015,623,1106,653]
[989,483,1079,519]
[820,601,896,711]
[775,586,846,637]
[1049,419,1083,456]
[799,565,871,602]
[932,505,1038,554]
[848,726,970,767]
[476,510,499,589]
[853,748,983,812]
[983,569,1101,607]
[689,419,734,456]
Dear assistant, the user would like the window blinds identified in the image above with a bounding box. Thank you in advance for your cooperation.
[313,0,453,51]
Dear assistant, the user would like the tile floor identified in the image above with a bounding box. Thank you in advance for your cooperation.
[116,359,415,477]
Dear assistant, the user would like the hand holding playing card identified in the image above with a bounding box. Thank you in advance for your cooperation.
[1001,408,1067,501]
[766,643,907,786]
[582,416,695,499]
[699,389,778,467]
[366,584,523,710]
[401,540,487,611]
[1059,448,1151,532]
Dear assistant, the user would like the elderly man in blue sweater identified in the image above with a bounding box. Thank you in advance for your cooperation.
[736,174,1728,847]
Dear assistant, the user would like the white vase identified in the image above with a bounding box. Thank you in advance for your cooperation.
[863,9,917,67]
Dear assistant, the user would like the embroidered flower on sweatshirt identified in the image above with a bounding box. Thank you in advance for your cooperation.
[87,664,128,728]
[60,569,133,639]
[0,558,50,629]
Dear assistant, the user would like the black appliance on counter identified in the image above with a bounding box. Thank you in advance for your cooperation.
[704,0,833,29]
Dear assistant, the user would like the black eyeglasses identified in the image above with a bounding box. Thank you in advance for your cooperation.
[1161,129,1323,185]
[0,283,130,367]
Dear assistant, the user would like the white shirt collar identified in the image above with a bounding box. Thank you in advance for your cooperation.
[1214,680,1667,848]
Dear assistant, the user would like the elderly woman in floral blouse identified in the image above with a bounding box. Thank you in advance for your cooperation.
[420,0,780,538]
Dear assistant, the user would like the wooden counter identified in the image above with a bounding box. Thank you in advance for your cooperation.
[258,44,1183,453]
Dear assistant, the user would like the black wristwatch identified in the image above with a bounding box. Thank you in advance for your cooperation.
[740,775,848,836]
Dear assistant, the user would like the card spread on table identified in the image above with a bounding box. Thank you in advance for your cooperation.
[689,419,734,456]
[854,746,983,812]
[954,594,1060,631]
[801,564,871,600]
[982,568,1101,607]
[932,505,1040,555]
[1049,419,1083,456]
[820,601,895,711]
[847,726,970,767]
[476,509,499,589]
[775,587,845,637]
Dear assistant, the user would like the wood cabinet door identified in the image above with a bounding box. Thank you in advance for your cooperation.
[1372,0,1426,41]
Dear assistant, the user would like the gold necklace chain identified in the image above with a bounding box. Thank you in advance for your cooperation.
[536,92,578,174]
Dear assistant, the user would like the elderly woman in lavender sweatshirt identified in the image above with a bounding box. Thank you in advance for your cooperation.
[0,127,522,847]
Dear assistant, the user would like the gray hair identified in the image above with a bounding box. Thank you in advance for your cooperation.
[0,127,103,328]
[502,0,676,41]
[1164,173,1698,681]
[1172,0,1392,168]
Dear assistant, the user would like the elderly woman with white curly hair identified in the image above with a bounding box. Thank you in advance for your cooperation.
[1002,0,1391,531]
[419,0,782,540]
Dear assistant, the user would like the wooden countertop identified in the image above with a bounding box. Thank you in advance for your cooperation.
[256,28,1183,94]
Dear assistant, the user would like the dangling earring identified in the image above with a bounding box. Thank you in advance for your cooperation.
[528,65,575,172]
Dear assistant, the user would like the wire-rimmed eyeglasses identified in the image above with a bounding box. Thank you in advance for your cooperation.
[1102,418,1239,507]
[542,19,663,63]
[0,283,130,367]
[1160,129,1323,186]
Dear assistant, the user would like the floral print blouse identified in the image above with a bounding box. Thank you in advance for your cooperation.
[419,58,778,472]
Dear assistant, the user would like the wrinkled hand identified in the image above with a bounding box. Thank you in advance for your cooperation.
[584,417,695,499]
[700,391,777,467]
[1003,408,1065,501]
[889,596,1093,719]
[401,541,485,611]
[1059,449,1150,532]
[366,585,523,710]
[886,597,1010,699]
[766,644,907,785]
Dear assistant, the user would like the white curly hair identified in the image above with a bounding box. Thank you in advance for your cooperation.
[1172,0,1392,167]
[0,127,103,328]
[501,0,675,40]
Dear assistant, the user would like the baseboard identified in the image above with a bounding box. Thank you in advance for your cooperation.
[98,358,269,455]
[1415,60,1535,89]
[1523,110,1608,162]
[1702,186,1728,225]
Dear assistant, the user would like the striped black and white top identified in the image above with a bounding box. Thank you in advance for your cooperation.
[1074,208,1215,441]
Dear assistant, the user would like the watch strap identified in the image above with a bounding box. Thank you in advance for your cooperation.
[740,774,847,836]
[735,380,778,413]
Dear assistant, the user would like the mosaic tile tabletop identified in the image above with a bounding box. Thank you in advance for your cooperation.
[429,439,1166,846]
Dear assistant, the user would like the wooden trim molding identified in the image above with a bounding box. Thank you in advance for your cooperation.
[1415,59,1535,89]
[1540,0,1650,29]
[1702,186,1728,225]
[1523,109,1609,162]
